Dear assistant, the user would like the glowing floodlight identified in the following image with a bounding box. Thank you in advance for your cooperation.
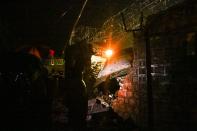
[105,49,113,58]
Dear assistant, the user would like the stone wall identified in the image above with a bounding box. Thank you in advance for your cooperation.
[92,0,184,44]
[112,68,139,121]
[138,1,197,130]
[129,11,197,131]
[90,0,197,130]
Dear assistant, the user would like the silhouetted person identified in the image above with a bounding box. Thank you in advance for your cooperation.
[64,39,89,131]
[0,52,51,131]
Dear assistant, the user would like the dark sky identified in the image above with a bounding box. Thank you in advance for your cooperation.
[0,0,131,54]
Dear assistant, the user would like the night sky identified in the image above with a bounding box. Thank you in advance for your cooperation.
[0,0,131,55]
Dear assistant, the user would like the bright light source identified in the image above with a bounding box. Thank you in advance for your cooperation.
[105,49,113,58]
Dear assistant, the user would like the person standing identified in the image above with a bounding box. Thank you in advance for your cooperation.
[64,38,90,131]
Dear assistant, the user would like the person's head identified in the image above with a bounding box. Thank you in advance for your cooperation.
[65,39,89,75]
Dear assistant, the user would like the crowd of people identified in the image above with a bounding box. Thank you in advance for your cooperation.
[0,52,51,131]
[0,37,90,131]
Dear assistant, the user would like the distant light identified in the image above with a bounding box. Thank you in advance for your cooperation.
[105,49,113,58]
[51,59,55,66]
[49,49,55,57]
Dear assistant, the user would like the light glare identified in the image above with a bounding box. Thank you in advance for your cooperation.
[105,49,113,57]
